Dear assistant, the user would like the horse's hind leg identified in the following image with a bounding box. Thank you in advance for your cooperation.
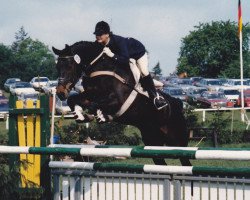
[140,128,167,165]
[153,158,167,165]
[180,158,192,166]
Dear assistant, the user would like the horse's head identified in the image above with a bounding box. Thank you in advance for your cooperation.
[52,44,81,100]
[52,41,103,100]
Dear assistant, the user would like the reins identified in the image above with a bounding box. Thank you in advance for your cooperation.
[90,51,104,66]
[88,50,142,94]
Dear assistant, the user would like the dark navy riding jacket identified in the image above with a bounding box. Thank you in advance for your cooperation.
[105,34,146,65]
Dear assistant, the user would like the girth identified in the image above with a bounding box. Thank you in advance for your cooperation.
[89,70,139,117]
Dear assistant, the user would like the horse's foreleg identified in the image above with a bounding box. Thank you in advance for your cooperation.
[67,92,93,123]
[96,109,114,123]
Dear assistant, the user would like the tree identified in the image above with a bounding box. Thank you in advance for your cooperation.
[0,44,16,86]
[152,62,162,76]
[11,26,29,53]
[11,27,57,82]
[177,21,250,78]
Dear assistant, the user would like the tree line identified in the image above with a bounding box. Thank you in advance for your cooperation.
[177,21,250,78]
[0,26,57,87]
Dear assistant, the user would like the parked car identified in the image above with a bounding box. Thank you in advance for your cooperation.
[224,79,250,90]
[4,78,21,92]
[236,89,250,107]
[17,92,39,107]
[163,87,188,101]
[196,91,234,108]
[218,87,240,105]
[30,77,50,91]
[167,78,194,92]
[42,80,58,94]
[196,78,223,91]
[190,77,203,86]
[9,82,36,95]
[168,78,192,86]
[0,96,9,119]
[55,96,71,115]
[186,87,208,105]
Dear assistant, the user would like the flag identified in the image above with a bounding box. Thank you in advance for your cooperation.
[238,0,242,36]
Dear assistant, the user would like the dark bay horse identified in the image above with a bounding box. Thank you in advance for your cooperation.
[52,41,191,166]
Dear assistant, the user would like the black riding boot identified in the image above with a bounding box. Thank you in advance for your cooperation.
[141,75,168,110]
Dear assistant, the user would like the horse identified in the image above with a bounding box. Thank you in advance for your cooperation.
[52,41,191,166]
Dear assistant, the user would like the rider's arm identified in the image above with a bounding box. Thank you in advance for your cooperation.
[112,42,130,65]
[109,35,130,65]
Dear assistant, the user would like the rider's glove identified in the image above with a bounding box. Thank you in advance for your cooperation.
[103,47,114,58]
[96,109,109,123]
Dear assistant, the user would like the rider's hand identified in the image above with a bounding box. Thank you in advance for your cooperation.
[96,109,109,123]
[103,47,114,58]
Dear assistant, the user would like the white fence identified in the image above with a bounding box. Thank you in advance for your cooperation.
[193,107,250,123]
[51,169,250,200]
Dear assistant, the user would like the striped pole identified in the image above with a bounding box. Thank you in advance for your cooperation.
[49,161,250,177]
[2,145,250,160]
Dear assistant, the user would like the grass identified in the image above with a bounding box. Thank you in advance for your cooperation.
[0,121,8,142]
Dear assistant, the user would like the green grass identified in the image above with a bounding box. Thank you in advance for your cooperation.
[109,157,250,168]
[0,121,8,142]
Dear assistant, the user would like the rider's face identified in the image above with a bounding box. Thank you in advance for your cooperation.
[96,34,110,45]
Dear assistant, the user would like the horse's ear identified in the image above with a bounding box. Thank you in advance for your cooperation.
[52,46,61,55]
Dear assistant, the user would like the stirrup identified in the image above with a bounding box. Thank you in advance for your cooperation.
[153,93,168,110]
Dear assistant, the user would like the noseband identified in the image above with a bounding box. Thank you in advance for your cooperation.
[56,55,78,88]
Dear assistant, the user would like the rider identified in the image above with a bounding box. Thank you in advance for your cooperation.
[93,21,167,110]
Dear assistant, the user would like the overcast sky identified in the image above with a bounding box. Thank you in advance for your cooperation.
[0,0,249,76]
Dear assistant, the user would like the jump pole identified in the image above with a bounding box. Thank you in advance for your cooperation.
[2,145,250,161]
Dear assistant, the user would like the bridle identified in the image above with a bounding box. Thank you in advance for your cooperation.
[56,55,80,89]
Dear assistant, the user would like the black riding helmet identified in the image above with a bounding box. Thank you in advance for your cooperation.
[93,21,110,36]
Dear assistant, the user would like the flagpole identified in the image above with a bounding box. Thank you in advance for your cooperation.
[239,31,245,122]
[238,0,244,122]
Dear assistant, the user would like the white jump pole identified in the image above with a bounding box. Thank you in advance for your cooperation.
[50,88,56,160]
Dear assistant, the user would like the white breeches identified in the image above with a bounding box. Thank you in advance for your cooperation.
[136,53,149,77]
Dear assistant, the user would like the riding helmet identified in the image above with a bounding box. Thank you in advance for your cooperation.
[93,21,110,36]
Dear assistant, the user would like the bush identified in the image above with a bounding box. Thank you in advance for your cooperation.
[184,105,199,129]
[56,120,142,146]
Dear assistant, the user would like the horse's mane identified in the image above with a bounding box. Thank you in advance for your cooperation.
[71,41,103,63]
[70,41,130,75]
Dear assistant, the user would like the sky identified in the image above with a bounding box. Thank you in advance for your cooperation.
[0,0,249,76]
